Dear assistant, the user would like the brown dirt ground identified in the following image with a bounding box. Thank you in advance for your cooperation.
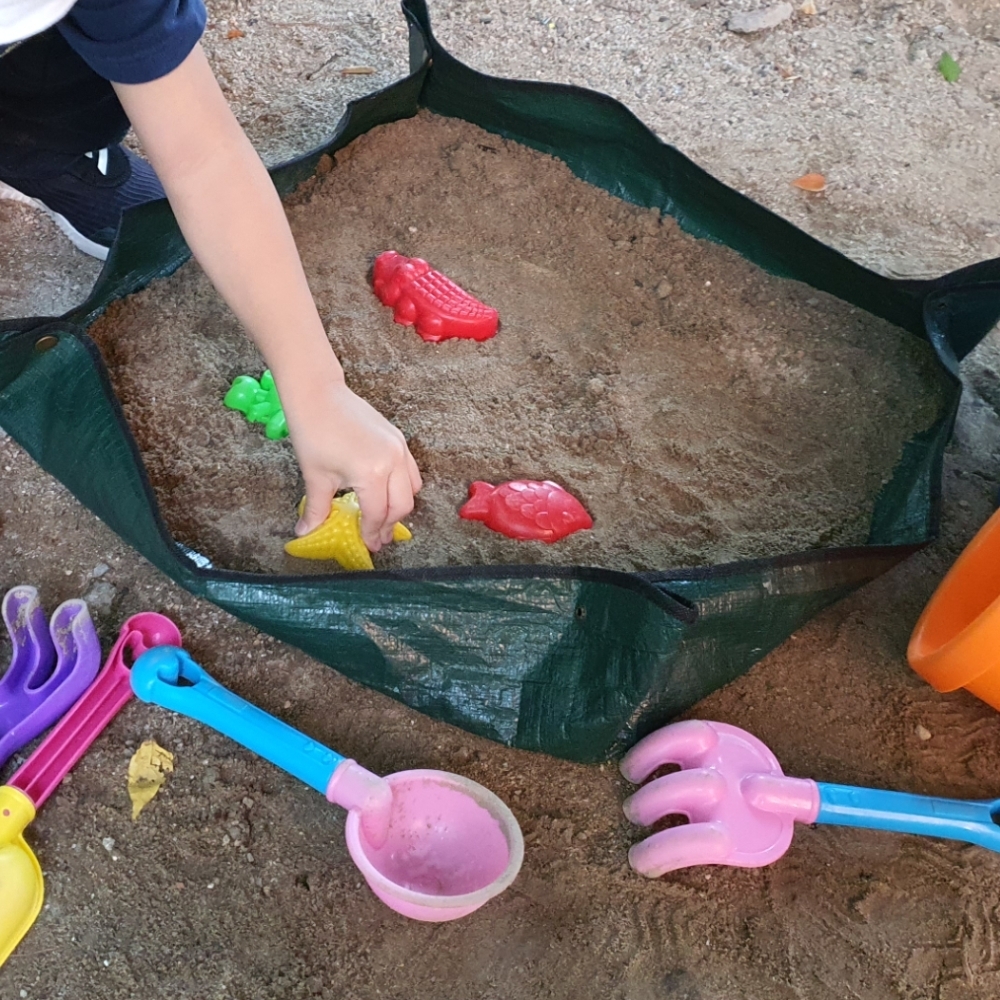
[2,2,1000,999]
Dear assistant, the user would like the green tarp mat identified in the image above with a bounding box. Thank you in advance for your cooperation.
[2,0,999,763]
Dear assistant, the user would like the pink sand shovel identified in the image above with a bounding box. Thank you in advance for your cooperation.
[620,719,1000,878]
[130,645,525,922]
[0,611,181,966]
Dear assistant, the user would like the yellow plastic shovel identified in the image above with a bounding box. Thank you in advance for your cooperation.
[0,786,41,963]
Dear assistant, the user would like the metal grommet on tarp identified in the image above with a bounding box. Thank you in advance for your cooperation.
[33,336,58,353]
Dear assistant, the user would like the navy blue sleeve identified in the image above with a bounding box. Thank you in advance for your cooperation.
[57,0,206,84]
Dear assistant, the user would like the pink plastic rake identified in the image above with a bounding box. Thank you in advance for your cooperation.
[620,720,1000,878]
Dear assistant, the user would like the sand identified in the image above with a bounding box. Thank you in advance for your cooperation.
[88,111,946,576]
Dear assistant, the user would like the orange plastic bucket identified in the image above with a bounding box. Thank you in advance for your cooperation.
[908,507,1000,709]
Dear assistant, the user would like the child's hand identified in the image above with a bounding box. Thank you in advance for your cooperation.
[282,376,422,552]
[115,47,421,552]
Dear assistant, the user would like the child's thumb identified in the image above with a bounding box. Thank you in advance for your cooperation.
[295,488,335,536]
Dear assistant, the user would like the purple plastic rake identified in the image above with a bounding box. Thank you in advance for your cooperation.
[0,586,101,769]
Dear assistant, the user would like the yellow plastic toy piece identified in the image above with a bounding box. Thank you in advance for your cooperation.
[284,492,412,570]
[0,785,42,967]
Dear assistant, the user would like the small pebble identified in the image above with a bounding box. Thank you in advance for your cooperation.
[656,279,673,299]
[90,562,110,578]
[916,724,932,741]
[84,580,117,614]
[728,3,793,34]
[102,837,115,852]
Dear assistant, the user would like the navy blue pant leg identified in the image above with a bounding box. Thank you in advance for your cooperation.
[0,29,129,179]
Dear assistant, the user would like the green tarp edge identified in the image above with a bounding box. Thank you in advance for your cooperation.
[0,0,996,762]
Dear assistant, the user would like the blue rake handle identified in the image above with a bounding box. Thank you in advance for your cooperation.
[816,783,1000,853]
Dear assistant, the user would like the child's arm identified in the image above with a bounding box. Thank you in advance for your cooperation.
[112,44,421,551]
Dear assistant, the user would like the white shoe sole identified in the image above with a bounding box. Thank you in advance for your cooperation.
[0,179,110,261]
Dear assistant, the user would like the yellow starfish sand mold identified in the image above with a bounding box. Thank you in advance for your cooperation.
[283,491,412,570]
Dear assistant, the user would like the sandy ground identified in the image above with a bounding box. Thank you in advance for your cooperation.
[2,1,1000,998]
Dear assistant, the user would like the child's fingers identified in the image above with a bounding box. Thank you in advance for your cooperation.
[355,467,414,551]
[382,467,416,546]
[354,480,389,552]
[406,449,423,495]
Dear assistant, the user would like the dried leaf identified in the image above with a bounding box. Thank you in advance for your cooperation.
[938,52,961,83]
[128,740,174,820]
[792,172,827,192]
[341,66,376,76]
[226,28,245,40]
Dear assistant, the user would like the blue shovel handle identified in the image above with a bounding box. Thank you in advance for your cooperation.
[130,646,345,795]
[817,783,1000,853]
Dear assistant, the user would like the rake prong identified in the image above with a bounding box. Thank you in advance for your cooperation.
[628,820,733,878]
[620,721,801,873]
[1,587,53,692]
[622,767,726,827]
[619,720,718,784]
[41,600,97,695]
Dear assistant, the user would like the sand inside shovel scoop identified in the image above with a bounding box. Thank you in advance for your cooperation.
[347,770,520,899]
